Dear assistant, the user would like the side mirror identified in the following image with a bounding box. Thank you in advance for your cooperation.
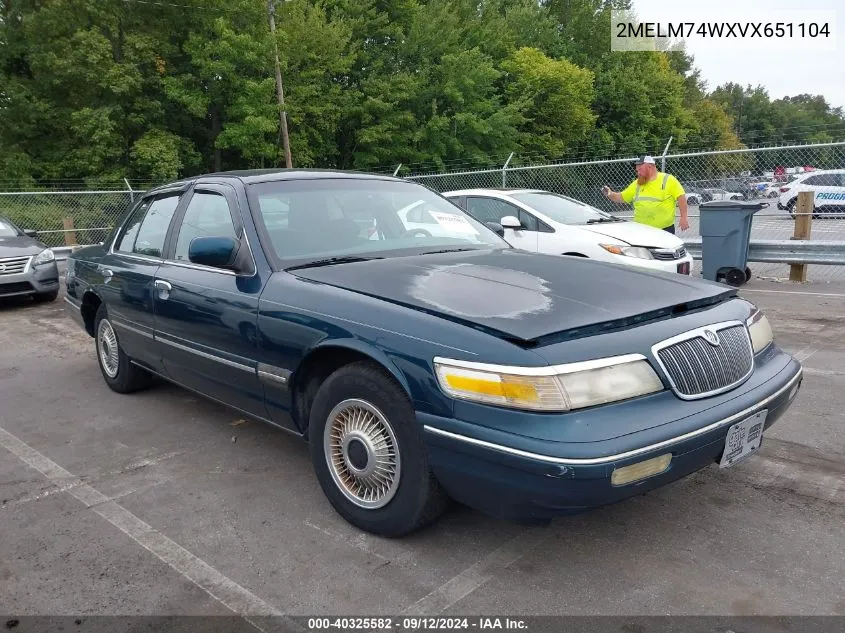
[484,221,505,237]
[188,236,251,273]
[24,230,38,238]
[500,215,522,230]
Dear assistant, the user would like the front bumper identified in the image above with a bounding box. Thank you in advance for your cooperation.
[421,355,802,521]
[0,261,60,298]
[611,253,694,276]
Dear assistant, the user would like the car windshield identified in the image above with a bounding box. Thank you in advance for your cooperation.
[248,178,509,265]
[0,218,21,237]
[508,192,615,225]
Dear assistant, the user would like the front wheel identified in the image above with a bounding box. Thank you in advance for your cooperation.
[94,304,153,393]
[308,361,449,537]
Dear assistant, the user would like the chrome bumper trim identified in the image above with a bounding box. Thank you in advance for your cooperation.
[423,366,803,466]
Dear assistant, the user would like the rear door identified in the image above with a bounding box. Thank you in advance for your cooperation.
[464,196,539,251]
[152,183,268,418]
[98,189,184,373]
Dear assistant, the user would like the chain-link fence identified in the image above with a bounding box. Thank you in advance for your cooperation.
[2,142,843,281]
[0,190,143,248]
[405,141,845,282]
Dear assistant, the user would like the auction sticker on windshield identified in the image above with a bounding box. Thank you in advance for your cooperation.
[430,211,478,234]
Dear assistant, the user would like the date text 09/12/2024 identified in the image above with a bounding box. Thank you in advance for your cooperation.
[307,617,528,631]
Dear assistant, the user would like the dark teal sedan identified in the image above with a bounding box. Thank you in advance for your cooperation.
[65,170,803,536]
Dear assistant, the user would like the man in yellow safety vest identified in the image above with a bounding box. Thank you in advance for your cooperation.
[601,155,689,233]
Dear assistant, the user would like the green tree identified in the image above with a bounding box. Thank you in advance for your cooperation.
[500,47,596,159]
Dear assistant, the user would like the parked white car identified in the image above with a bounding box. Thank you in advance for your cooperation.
[703,188,744,201]
[443,188,694,275]
[750,181,781,198]
[777,169,845,218]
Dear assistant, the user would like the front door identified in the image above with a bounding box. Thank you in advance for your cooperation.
[98,190,184,373]
[152,184,268,418]
[464,196,540,252]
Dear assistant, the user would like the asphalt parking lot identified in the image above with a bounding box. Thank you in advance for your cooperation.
[1,276,844,626]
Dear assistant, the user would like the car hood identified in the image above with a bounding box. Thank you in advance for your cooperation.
[289,249,734,344]
[576,220,683,248]
[0,235,46,256]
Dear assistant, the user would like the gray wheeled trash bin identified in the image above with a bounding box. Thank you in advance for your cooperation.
[699,199,767,287]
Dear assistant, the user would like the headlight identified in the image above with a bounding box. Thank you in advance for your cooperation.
[747,308,773,353]
[33,248,55,265]
[433,355,664,412]
[599,244,653,259]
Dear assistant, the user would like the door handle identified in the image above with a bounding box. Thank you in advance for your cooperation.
[154,279,172,300]
[101,268,113,282]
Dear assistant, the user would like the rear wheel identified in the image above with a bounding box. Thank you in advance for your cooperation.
[308,361,449,537]
[94,304,152,393]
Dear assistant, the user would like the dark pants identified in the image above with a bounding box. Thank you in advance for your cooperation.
[662,225,676,234]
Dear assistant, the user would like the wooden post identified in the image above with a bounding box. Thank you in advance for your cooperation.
[62,217,78,246]
[789,191,813,282]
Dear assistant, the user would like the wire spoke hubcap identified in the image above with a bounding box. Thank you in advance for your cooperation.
[97,319,119,379]
[324,399,401,509]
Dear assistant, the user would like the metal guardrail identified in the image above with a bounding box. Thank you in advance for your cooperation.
[52,246,86,261]
[684,238,845,265]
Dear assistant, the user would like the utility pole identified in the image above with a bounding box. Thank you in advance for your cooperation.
[267,0,292,168]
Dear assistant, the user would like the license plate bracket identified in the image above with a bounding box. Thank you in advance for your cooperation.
[719,410,767,468]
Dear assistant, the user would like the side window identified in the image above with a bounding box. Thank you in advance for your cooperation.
[174,191,237,262]
[518,210,539,232]
[115,200,151,253]
[803,175,840,187]
[465,197,521,224]
[132,195,181,257]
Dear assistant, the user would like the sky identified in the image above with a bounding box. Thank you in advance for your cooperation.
[626,0,844,110]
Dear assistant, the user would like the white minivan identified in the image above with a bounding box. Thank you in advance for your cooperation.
[443,188,694,276]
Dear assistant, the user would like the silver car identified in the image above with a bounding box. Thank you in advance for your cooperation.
[0,215,60,302]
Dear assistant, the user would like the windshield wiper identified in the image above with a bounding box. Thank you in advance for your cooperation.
[586,217,622,224]
[285,255,383,271]
[417,247,481,255]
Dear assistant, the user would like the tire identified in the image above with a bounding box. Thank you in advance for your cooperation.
[308,361,449,537]
[93,303,153,394]
[34,289,59,303]
[745,267,752,282]
[725,268,746,287]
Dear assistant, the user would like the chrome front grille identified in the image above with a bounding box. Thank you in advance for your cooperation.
[649,247,687,261]
[653,323,754,399]
[0,256,32,275]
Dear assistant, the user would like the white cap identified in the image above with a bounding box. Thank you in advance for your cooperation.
[635,155,656,165]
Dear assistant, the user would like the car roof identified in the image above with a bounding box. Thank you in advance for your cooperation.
[442,188,544,196]
[792,169,845,177]
[142,169,406,195]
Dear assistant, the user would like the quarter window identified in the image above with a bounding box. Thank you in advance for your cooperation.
[174,192,237,262]
[518,210,539,231]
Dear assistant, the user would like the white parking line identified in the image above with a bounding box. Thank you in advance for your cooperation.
[803,367,845,378]
[740,288,845,298]
[793,347,820,363]
[401,526,548,616]
[0,426,294,631]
